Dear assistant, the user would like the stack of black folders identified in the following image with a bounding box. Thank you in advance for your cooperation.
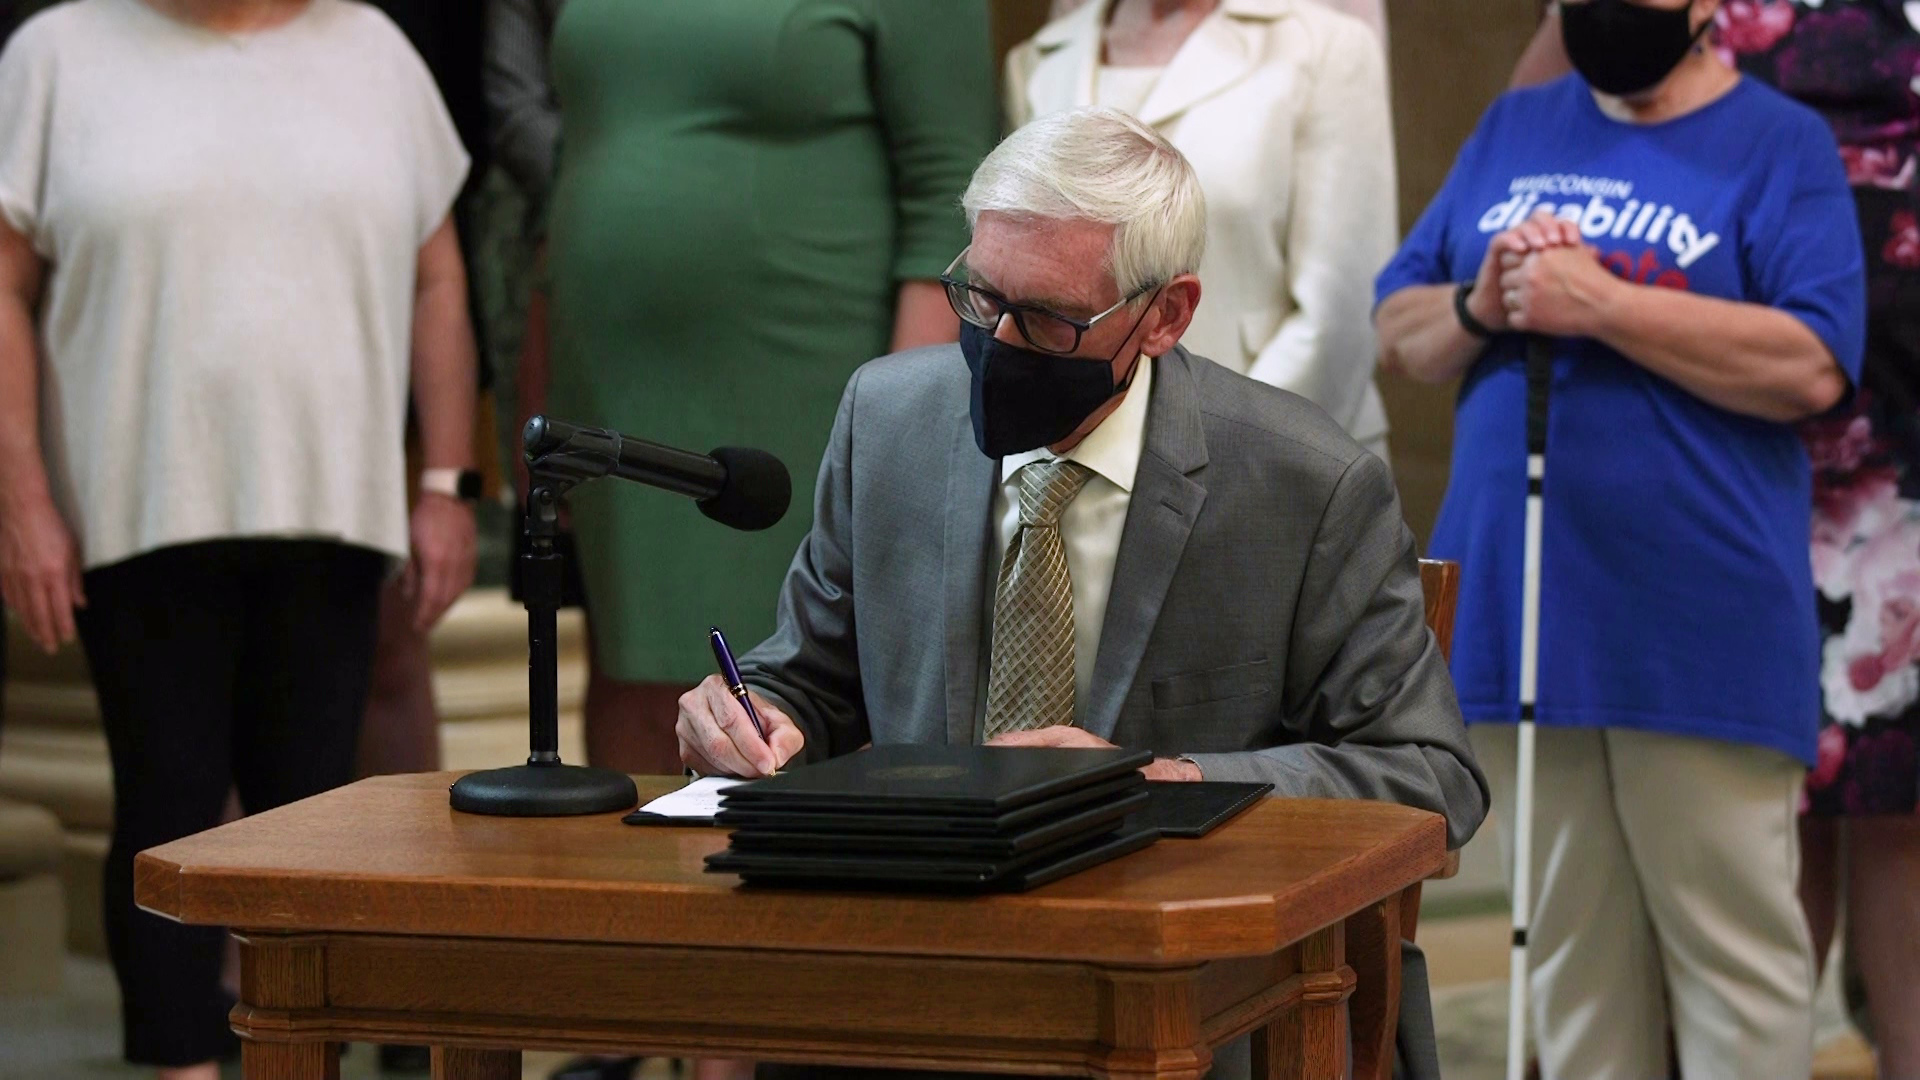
[702,744,1161,893]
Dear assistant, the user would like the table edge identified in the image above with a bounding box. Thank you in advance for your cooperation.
[132,807,1446,965]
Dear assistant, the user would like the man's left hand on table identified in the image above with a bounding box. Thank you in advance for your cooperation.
[986,726,1203,781]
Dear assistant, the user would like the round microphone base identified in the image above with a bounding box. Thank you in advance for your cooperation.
[449,762,638,817]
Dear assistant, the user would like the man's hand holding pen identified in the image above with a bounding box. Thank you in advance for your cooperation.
[682,626,804,778]
[677,675,804,778]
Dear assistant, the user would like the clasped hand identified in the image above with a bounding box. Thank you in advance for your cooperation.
[1468,208,1623,338]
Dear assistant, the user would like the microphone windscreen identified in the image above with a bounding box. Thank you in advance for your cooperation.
[699,447,792,531]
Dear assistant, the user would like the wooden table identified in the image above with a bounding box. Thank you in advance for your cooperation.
[134,774,1446,1080]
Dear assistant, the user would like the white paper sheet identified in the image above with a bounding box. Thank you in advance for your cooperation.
[631,776,744,822]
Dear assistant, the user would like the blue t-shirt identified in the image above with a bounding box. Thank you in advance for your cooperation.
[1375,75,1865,764]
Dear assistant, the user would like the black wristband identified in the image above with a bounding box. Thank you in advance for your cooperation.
[1454,280,1496,339]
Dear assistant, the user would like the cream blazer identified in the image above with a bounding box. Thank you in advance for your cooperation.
[1007,0,1397,449]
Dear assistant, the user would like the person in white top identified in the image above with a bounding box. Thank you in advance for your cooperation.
[1046,0,1386,45]
[1007,0,1398,462]
[0,1,477,1077]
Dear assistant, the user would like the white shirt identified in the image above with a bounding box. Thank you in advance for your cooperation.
[988,355,1154,728]
[1050,0,1386,44]
[1095,64,1164,115]
[0,0,469,569]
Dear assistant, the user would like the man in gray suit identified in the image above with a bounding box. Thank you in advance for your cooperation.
[677,102,1481,1080]
[678,106,1486,859]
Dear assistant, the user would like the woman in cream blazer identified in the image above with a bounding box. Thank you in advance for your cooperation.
[1007,0,1396,460]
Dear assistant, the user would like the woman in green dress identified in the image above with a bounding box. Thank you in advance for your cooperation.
[545,0,996,773]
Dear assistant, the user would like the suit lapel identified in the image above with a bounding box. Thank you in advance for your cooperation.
[1134,5,1267,128]
[1026,0,1281,130]
[1083,350,1209,741]
[943,412,997,746]
[1024,0,1105,118]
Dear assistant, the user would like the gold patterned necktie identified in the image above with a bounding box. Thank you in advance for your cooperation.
[984,458,1095,740]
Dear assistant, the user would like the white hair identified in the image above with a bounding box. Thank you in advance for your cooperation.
[961,107,1206,301]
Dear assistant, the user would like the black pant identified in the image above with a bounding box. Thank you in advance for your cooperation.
[77,539,384,1067]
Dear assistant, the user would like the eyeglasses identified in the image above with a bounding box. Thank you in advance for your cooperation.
[939,248,1157,355]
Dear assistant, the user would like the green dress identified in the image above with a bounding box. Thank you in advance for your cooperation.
[546,0,994,682]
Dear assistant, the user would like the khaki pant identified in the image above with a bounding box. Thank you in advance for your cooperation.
[1471,725,1814,1080]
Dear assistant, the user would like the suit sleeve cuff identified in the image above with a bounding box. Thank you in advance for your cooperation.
[741,683,829,766]
[1177,753,1260,785]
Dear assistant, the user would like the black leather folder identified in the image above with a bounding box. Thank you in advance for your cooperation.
[706,819,1160,891]
[702,746,1162,891]
[713,772,1146,836]
[718,744,1154,815]
[1141,781,1274,838]
[725,786,1151,858]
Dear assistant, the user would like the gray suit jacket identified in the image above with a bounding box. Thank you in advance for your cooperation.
[740,343,1487,849]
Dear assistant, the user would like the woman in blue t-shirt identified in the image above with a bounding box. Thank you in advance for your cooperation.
[1375,1,1865,1077]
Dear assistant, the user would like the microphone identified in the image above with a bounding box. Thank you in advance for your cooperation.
[523,416,792,531]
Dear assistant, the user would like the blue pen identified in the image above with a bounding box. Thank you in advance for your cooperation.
[708,627,767,742]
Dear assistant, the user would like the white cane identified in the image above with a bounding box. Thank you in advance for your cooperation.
[1505,335,1552,1080]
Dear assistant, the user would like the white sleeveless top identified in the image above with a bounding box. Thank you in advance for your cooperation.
[0,0,468,569]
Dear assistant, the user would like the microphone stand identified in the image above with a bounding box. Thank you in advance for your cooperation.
[449,448,638,816]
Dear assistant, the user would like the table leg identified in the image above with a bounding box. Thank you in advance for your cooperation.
[431,1047,521,1079]
[241,1040,340,1080]
[1093,967,1209,1080]
[1252,924,1353,1080]
[235,934,338,1080]
[1347,894,1404,1080]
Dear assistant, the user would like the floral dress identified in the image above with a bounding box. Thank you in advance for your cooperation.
[1726,0,1920,815]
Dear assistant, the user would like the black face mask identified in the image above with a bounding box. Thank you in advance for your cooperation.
[1560,0,1709,97]
[960,319,1144,458]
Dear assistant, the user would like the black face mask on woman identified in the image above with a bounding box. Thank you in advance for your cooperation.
[1560,0,1710,97]
[960,320,1144,458]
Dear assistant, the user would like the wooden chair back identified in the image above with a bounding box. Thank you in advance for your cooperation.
[1420,558,1460,663]
[1351,559,1462,1080]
